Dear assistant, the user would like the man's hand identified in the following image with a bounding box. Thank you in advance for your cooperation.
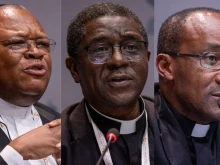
[54,142,61,164]
[48,119,61,128]
[8,119,61,160]
[49,119,61,164]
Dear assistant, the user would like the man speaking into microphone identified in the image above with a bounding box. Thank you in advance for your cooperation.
[62,2,154,165]
[155,7,220,165]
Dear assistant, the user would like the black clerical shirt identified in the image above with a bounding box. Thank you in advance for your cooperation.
[86,98,146,165]
[167,100,218,165]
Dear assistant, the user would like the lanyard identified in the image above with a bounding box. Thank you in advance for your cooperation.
[85,104,150,165]
[31,107,43,127]
[31,107,48,165]
[0,116,11,140]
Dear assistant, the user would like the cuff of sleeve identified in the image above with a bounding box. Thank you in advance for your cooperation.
[0,145,23,165]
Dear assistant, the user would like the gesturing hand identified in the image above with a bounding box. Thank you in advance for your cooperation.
[9,119,61,160]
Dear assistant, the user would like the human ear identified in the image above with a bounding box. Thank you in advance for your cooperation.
[66,56,80,83]
[156,54,174,80]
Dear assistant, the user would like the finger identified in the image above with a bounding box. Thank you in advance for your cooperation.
[54,151,61,164]
[56,142,61,149]
[48,119,61,127]
[56,158,61,165]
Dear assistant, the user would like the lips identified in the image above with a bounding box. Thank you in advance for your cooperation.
[212,92,220,97]
[23,64,47,76]
[107,74,133,87]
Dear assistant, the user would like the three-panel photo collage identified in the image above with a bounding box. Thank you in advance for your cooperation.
[0,0,219,165]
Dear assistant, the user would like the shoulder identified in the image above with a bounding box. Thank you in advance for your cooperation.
[61,101,83,130]
[141,95,154,112]
[33,102,60,123]
[141,95,154,132]
[62,102,81,116]
[62,100,87,124]
[62,100,86,123]
[62,99,90,141]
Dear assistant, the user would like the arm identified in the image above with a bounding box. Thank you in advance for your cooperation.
[8,119,61,160]
[0,145,23,165]
[0,119,61,165]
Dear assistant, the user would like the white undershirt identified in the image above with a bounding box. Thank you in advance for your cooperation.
[0,98,57,165]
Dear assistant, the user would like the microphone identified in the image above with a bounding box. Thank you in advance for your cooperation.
[96,128,119,165]
[106,128,119,143]
[217,98,220,108]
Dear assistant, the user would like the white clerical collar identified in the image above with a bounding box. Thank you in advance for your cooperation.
[89,96,146,134]
[191,123,210,138]
[0,98,32,119]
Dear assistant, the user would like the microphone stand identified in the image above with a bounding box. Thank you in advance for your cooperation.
[96,136,113,165]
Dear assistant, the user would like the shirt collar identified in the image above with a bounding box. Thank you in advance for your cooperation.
[165,97,217,139]
[0,98,32,119]
[86,96,146,135]
[191,124,210,138]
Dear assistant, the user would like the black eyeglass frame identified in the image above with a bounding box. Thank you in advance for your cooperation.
[75,40,148,64]
[165,52,220,70]
[0,38,56,53]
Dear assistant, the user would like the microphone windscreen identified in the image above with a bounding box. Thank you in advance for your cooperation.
[217,98,220,108]
[106,128,119,143]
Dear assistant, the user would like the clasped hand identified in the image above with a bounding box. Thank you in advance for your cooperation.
[9,119,61,163]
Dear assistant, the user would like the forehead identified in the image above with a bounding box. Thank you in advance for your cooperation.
[0,7,47,39]
[82,16,144,44]
[180,11,220,52]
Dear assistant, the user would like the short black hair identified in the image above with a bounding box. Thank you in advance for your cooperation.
[157,7,220,55]
[67,2,148,57]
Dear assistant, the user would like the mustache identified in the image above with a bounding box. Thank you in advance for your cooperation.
[109,69,130,75]
[106,69,134,81]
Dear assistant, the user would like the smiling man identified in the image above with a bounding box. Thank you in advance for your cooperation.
[155,7,220,165]
[0,4,60,165]
[62,2,154,165]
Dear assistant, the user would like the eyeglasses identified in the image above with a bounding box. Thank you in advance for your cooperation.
[77,41,148,64]
[0,38,56,53]
[166,52,220,70]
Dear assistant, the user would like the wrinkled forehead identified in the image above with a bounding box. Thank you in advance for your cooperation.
[0,6,47,38]
[84,16,144,42]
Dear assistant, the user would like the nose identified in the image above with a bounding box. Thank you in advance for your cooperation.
[24,42,45,60]
[106,47,129,68]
